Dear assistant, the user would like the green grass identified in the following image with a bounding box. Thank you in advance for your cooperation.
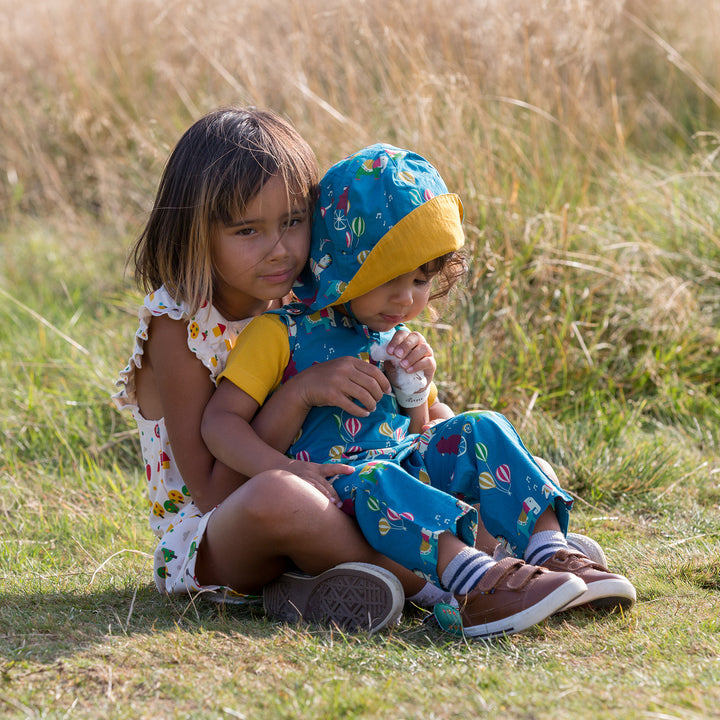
[2,191,719,720]
[2,0,720,717]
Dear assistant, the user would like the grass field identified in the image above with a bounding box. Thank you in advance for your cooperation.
[1,0,719,718]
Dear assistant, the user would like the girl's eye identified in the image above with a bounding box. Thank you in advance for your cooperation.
[285,213,307,228]
[234,226,255,237]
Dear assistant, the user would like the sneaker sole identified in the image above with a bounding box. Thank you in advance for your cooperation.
[562,576,637,611]
[463,574,587,639]
[262,562,404,633]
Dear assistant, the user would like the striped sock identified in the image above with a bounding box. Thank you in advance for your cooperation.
[440,547,496,596]
[407,581,455,608]
[524,530,569,566]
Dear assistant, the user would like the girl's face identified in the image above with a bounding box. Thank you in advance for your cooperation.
[349,267,435,332]
[212,174,310,320]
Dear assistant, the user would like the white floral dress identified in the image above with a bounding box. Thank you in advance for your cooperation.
[113,286,253,600]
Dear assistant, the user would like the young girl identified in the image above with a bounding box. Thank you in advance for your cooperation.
[113,109,438,633]
[203,144,636,638]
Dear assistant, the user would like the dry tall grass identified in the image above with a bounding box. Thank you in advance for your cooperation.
[2,0,719,225]
[3,0,720,447]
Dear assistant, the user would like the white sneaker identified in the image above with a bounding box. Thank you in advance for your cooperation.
[263,562,404,633]
[566,532,608,568]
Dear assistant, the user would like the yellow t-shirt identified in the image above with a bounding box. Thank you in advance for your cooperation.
[219,314,290,406]
[219,312,439,408]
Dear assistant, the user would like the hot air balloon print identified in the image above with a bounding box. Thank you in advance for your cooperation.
[329,445,345,461]
[408,188,423,205]
[419,529,432,555]
[344,417,361,440]
[397,170,416,185]
[379,422,394,439]
[351,216,366,238]
[478,471,495,490]
[386,507,402,523]
[495,464,512,494]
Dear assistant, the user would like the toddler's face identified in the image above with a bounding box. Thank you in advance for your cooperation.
[350,266,435,332]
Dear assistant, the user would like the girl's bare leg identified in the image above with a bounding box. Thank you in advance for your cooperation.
[195,469,425,596]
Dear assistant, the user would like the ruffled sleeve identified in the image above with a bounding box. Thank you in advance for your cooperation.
[113,286,250,411]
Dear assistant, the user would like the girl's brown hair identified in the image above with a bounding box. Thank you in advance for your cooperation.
[131,107,318,315]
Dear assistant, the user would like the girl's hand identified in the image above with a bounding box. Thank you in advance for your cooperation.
[384,329,437,388]
[289,357,392,417]
[285,460,354,507]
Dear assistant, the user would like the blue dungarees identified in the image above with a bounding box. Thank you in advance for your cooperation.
[277,304,573,586]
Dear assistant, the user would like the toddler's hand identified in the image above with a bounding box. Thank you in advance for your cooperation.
[385,329,436,377]
[380,330,437,398]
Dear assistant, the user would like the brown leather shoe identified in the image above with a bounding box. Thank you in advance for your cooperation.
[457,557,586,638]
[541,548,636,611]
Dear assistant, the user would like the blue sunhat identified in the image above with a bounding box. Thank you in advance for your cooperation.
[294,143,464,311]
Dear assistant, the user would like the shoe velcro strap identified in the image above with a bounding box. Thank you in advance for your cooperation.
[475,557,537,593]
[552,548,606,571]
